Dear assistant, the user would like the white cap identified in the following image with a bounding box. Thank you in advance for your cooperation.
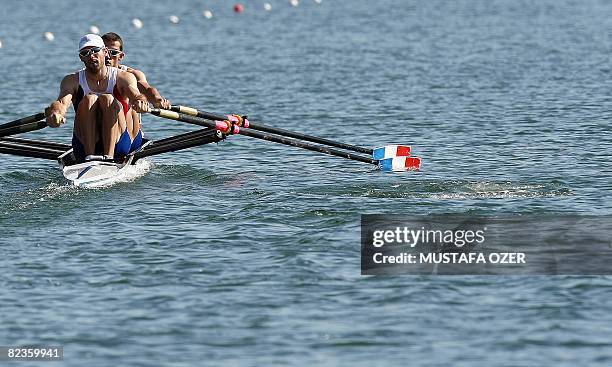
[78,34,104,51]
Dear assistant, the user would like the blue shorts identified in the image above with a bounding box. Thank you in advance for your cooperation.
[72,129,133,161]
[130,130,143,153]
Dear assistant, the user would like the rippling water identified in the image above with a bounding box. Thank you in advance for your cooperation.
[1,0,612,365]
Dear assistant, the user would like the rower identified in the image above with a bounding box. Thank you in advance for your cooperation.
[102,32,171,154]
[44,34,150,161]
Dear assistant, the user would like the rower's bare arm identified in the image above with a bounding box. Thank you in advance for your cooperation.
[45,74,76,128]
[119,72,149,113]
[133,69,171,109]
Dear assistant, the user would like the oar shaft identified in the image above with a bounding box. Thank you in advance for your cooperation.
[171,105,373,155]
[0,112,46,130]
[0,145,61,160]
[0,140,65,155]
[241,121,373,154]
[238,128,376,164]
[153,109,377,165]
[0,120,48,138]
[0,137,71,151]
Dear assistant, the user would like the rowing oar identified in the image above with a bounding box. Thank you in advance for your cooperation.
[169,105,420,171]
[153,108,377,165]
[0,112,47,138]
[151,108,420,171]
[170,105,374,154]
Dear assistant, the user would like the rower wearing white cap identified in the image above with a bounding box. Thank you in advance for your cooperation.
[44,34,150,161]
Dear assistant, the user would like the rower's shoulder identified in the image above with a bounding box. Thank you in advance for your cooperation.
[60,71,80,87]
[116,67,138,84]
[130,68,146,80]
[119,65,146,81]
[65,70,81,80]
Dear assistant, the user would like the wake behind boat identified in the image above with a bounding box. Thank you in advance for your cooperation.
[0,107,421,187]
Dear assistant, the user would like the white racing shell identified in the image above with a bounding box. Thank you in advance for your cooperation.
[59,141,151,187]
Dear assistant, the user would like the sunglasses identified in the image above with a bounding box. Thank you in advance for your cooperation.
[79,46,105,58]
[107,49,123,57]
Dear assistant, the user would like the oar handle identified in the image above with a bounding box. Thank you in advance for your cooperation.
[170,105,373,155]
[170,105,227,122]
[152,109,378,165]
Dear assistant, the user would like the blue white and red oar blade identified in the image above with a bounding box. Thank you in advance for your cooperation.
[372,145,411,160]
[379,156,421,172]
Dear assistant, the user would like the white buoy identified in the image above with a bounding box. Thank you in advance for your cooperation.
[44,32,55,41]
[132,18,143,29]
[290,0,299,7]
[264,2,272,11]
[0,40,3,49]
[203,10,213,19]
[89,25,100,34]
[314,0,322,3]
[169,15,180,24]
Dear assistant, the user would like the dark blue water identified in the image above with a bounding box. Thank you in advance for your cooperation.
[1,0,612,365]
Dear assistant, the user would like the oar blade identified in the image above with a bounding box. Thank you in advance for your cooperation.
[379,156,421,172]
[372,145,411,160]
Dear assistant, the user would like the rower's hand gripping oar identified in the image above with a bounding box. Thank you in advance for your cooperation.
[169,105,421,171]
[0,112,48,138]
[152,108,420,171]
